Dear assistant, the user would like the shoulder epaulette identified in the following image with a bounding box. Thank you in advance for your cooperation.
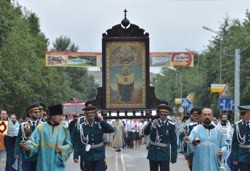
[21,121,28,125]
[189,122,198,126]
[168,120,175,125]
[235,119,243,125]
[61,124,67,129]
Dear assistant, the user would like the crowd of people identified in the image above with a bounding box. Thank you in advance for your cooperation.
[143,101,250,171]
[0,99,250,171]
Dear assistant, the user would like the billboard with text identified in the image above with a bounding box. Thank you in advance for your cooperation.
[45,51,193,67]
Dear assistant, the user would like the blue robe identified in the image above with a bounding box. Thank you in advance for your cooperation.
[188,125,227,171]
[25,122,73,171]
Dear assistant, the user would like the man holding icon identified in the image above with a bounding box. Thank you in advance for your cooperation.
[73,100,114,171]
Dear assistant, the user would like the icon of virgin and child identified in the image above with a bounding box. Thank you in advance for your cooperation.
[109,46,143,104]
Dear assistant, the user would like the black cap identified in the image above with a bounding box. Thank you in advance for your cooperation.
[48,105,63,116]
[158,100,172,114]
[197,107,204,115]
[190,107,199,114]
[27,103,40,113]
[238,105,250,115]
[160,99,168,106]
[36,101,46,110]
[82,100,97,113]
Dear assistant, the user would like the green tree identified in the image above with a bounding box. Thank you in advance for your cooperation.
[0,1,74,115]
[51,35,97,101]
[51,35,78,52]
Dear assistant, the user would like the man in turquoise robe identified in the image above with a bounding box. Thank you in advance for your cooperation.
[21,104,73,171]
[187,108,228,171]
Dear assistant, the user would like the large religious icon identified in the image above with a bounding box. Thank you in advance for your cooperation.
[105,41,146,109]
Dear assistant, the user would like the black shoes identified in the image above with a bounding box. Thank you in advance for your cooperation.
[116,149,121,152]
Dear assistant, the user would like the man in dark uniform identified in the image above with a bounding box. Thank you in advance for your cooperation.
[14,103,41,171]
[37,101,46,122]
[70,99,89,148]
[69,114,78,135]
[73,100,114,171]
[183,107,200,171]
[144,102,177,171]
[231,105,250,170]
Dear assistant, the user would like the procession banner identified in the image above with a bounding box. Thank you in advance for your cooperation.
[150,52,171,67]
[45,51,193,67]
[45,52,101,67]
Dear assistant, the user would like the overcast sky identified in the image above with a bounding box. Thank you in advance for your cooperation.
[16,0,250,52]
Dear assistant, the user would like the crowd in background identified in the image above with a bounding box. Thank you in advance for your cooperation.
[0,105,248,171]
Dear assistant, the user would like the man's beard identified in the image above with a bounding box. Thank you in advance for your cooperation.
[30,116,38,120]
[204,118,211,125]
[221,120,227,125]
[221,120,227,124]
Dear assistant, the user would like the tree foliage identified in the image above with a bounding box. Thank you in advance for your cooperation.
[154,13,250,118]
[0,1,97,116]
[50,35,97,101]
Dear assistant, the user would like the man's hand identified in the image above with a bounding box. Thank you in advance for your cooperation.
[217,149,222,156]
[151,119,158,128]
[20,143,30,151]
[55,145,61,153]
[184,153,189,160]
[171,158,177,164]
[14,155,19,159]
[183,136,190,143]
[97,114,104,122]
[233,161,238,165]
[74,159,79,163]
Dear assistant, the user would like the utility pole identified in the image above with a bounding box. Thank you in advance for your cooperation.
[202,26,222,83]
[234,49,240,122]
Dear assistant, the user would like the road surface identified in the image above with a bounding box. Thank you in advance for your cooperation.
[66,145,188,171]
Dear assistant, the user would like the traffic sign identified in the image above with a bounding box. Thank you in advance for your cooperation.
[175,98,182,105]
[211,84,226,93]
[219,97,234,111]
[182,98,192,107]
[220,84,231,97]
[187,104,193,113]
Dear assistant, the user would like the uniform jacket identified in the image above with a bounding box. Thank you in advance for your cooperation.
[14,120,39,161]
[145,119,177,162]
[71,116,85,148]
[73,119,114,161]
[231,120,250,164]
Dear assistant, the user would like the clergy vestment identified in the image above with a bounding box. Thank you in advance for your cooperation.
[25,122,72,171]
[188,124,227,171]
[112,120,124,149]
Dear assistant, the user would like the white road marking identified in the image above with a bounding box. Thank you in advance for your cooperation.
[115,152,118,171]
[121,150,127,171]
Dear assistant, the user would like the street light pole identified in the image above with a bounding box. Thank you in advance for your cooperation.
[234,49,240,122]
[202,26,222,83]
[167,67,182,99]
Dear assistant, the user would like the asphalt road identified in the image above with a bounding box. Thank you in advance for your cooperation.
[66,145,188,171]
